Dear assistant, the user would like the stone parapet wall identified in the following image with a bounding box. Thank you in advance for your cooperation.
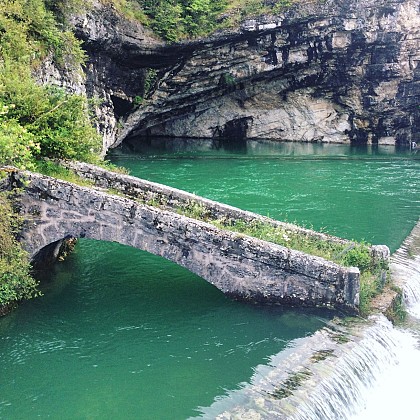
[63,161,390,262]
[5,169,362,312]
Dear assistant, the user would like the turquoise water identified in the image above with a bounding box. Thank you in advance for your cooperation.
[111,140,420,252]
[0,243,328,419]
[0,140,419,419]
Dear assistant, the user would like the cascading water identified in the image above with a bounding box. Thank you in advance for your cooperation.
[195,221,420,420]
[390,221,420,316]
[351,221,420,419]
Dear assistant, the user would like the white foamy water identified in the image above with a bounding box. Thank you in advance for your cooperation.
[352,221,420,420]
[195,221,420,420]
[351,328,420,420]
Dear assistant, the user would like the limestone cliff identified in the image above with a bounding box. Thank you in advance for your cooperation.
[40,0,420,150]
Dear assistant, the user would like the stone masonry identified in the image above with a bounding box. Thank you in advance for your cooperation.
[2,166,382,313]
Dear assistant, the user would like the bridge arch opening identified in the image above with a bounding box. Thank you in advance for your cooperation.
[32,237,227,304]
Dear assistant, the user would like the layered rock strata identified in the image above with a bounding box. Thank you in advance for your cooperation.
[118,0,420,147]
[37,0,420,151]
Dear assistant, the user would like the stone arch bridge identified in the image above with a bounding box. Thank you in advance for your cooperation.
[1,163,389,313]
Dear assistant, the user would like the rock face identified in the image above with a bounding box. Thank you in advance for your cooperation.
[118,0,419,147]
[69,1,165,151]
[35,0,165,152]
[37,0,420,150]
[4,167,369,312]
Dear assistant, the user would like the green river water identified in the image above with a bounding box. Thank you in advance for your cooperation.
[0,140,419,419]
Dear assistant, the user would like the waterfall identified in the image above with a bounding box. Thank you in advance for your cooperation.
[193,316,410,419]
[194,221,420,420]
[390,220,420,315]
[352,220,420,419]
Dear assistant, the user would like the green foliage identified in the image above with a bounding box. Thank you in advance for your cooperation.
[220,72,236,87]
[0,73,101,163]
[133,68,158,106]
[0,106,40,170]
[0,0,102,169]
[133,95,144,106]
[0,193,40,309]
[131,0,228,41]
[0,0,85,68]
[219,0,298,29]
[104,0,149,24]
[144,68,157,97]
[115,1,300,41]
[342,243,372,272]
[177,200,212,220]
[238,0,271,17]
[358,272,381,314]
[272,0,294,13]
[36,159,129,185]
[234,0,294,17]
[45,0,87,21]
[150,2,184,42]
[34,160,95,186]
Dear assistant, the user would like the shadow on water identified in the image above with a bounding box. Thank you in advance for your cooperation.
[120,135,249,156]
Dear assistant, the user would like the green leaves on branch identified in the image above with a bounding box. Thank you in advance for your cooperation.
[0,0,85,68]
[0,69,101,165]
[0,105,40,170]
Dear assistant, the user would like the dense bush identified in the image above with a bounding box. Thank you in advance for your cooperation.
[135,0,228,41]
[0,0,101,170]
[122,0,297,41]
[0,193,40,310]
[0,79,101,165]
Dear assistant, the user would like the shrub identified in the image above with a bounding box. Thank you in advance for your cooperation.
[0,65,101,164]
[133,0,228,41]
[342,243,372,271]
[0,107,40,170]
[0,193,40,309]
[0,0,102,169]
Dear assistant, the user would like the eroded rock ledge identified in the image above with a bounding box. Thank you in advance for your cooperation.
[38,0,419,151]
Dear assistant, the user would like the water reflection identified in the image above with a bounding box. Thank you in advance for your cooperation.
[116,136,417,159]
